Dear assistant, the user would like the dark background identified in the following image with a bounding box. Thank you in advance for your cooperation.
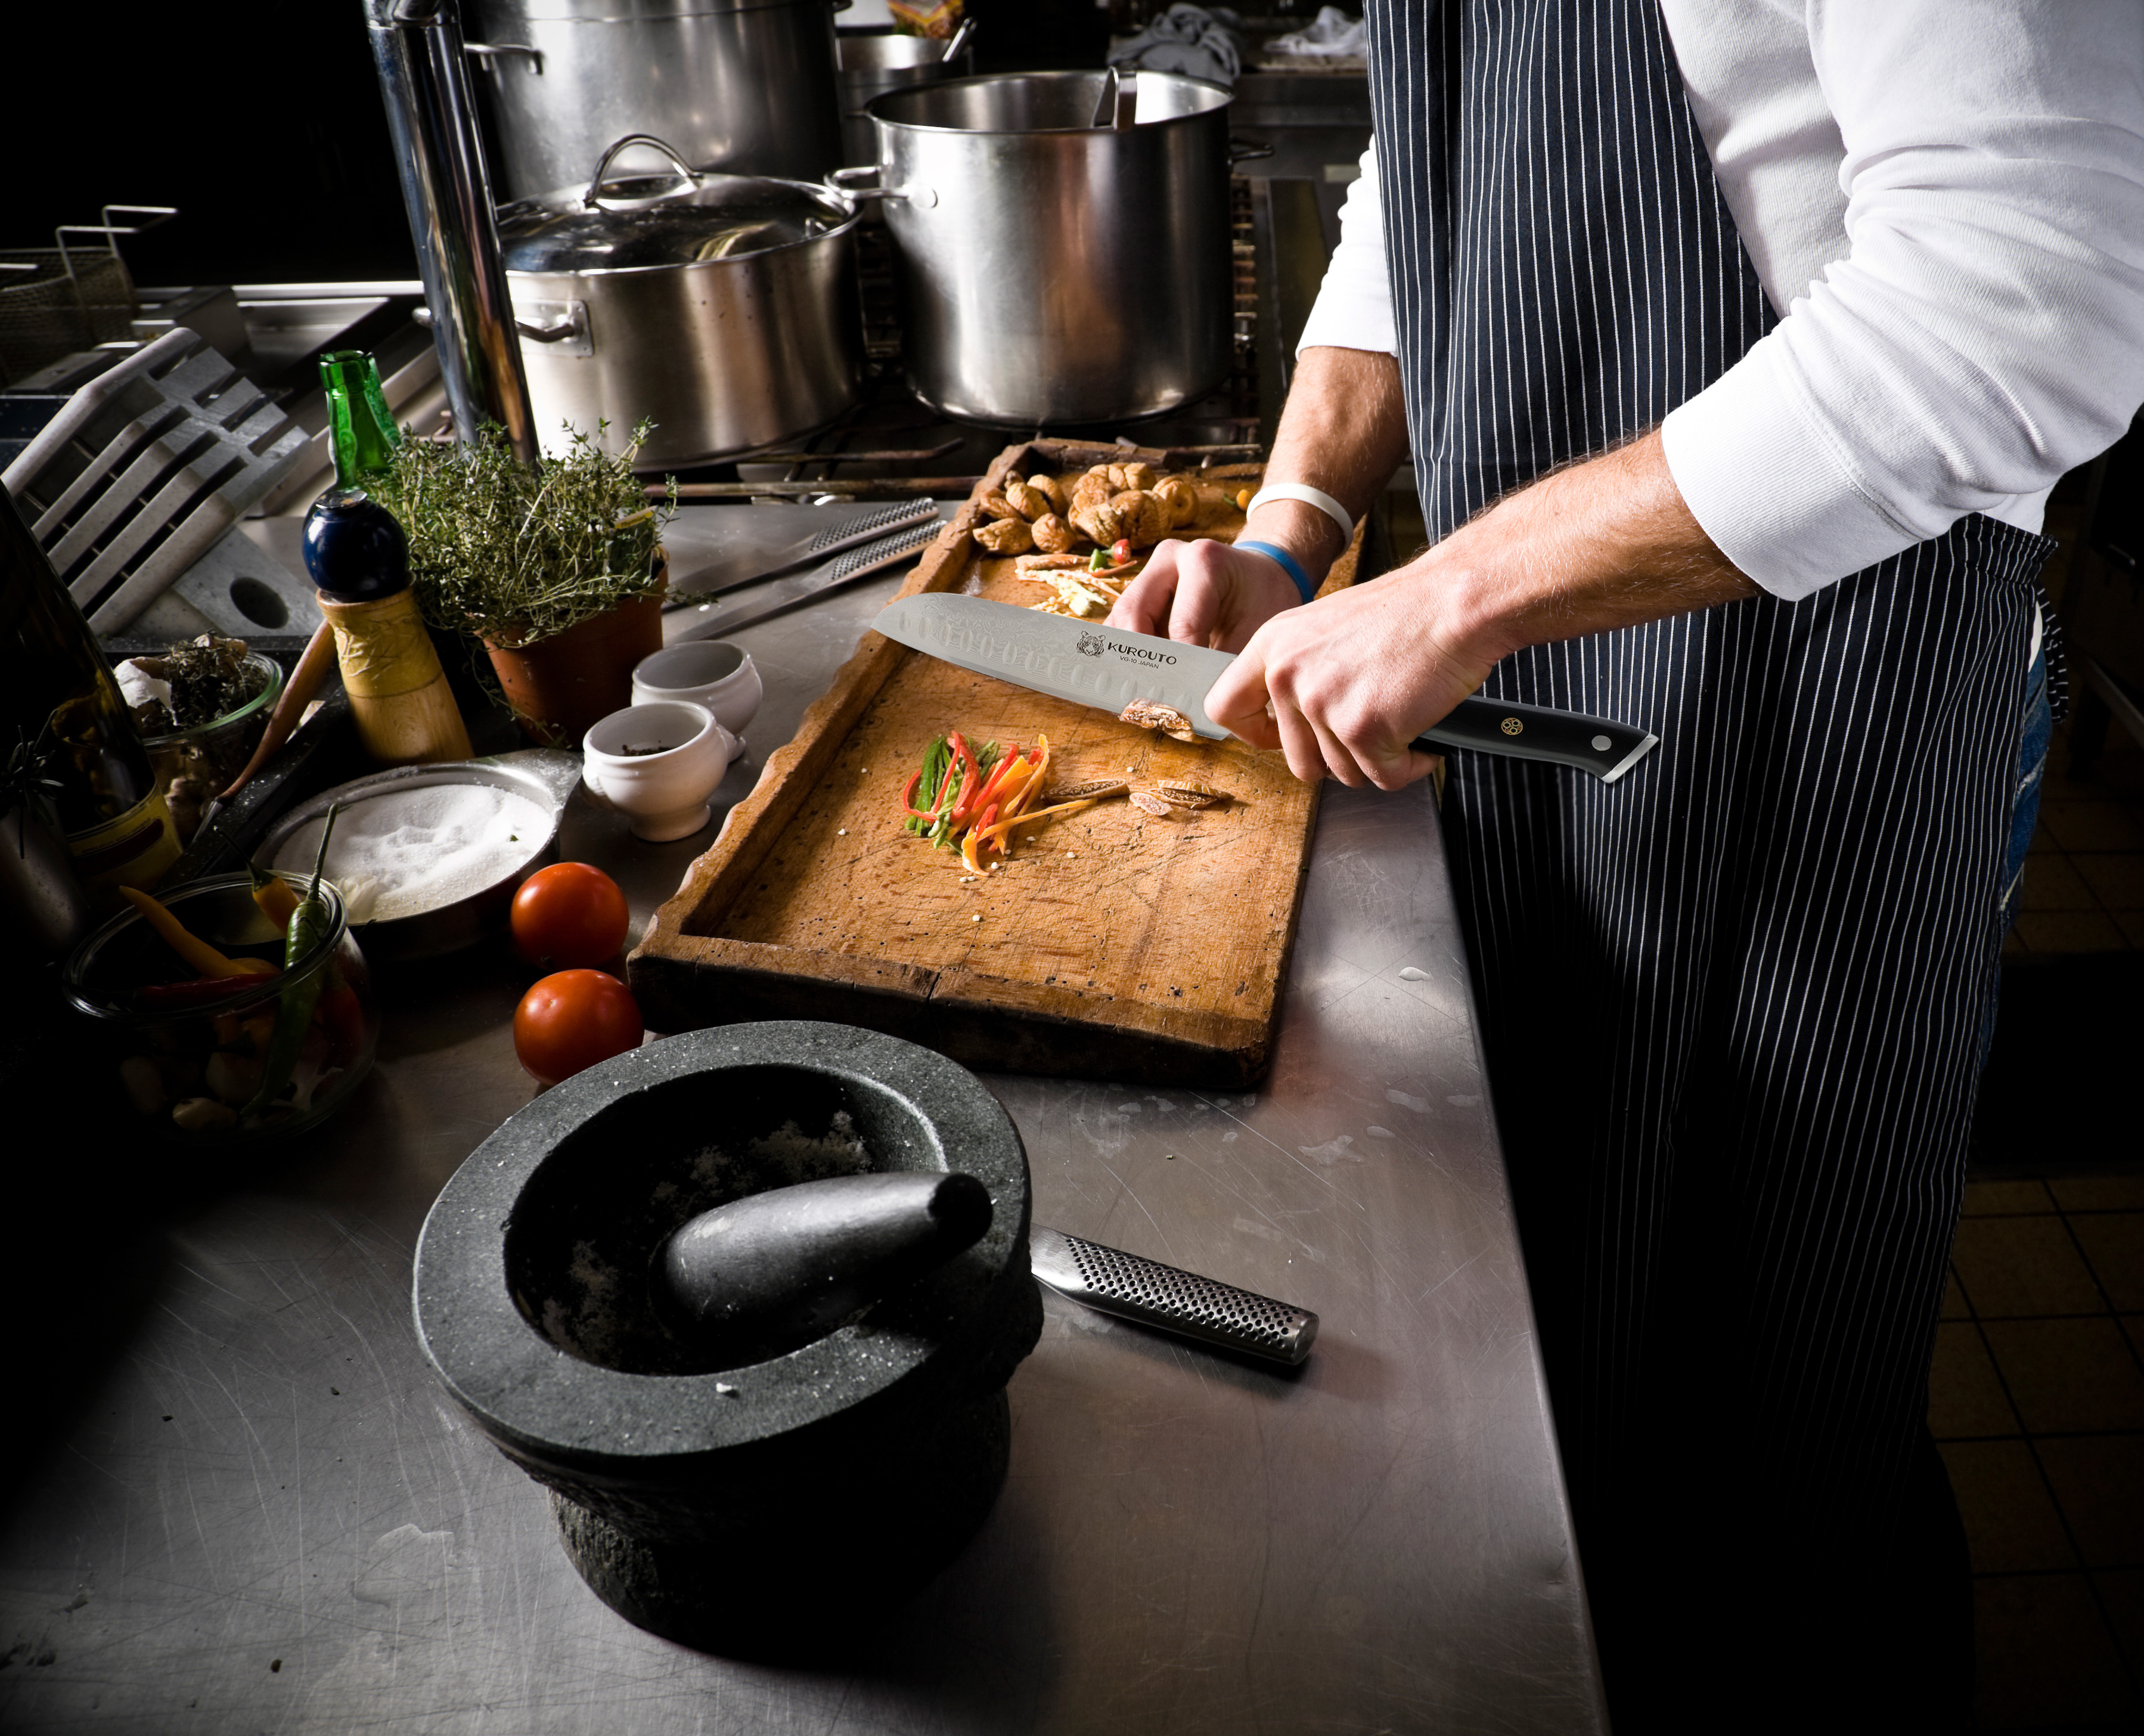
[4,0,1107,289]
[8,5,420,286]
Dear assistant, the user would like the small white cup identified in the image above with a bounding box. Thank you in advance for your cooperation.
[581,701,736,842]
[631,641,762,762]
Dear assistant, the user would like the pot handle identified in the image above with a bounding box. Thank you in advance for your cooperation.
[940,16,976,61]
[464,41,544,73]
[583,134,701,210]
[825,166,938,210]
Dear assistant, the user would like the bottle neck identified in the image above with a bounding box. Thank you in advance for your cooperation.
[321,350,401,490]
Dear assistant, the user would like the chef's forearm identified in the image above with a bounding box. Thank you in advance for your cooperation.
[1245,346,1411,579]
[1439,429,1759,666]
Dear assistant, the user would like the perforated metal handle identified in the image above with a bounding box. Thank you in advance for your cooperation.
[1030,1224,1318,1365]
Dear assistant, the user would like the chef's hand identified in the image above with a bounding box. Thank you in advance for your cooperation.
[1205,429,1760,790]
[1106,537,1301,652]
[1206,569,1483,789]
[1109,496,1348,650]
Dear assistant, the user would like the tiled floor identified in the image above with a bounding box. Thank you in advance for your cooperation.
[1933,1174,2144,1730]
[2012,718,2144,956]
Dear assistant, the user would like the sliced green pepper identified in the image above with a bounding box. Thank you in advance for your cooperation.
[243,804,340,1119]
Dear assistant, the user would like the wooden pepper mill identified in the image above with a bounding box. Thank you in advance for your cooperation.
[303,351,471,767]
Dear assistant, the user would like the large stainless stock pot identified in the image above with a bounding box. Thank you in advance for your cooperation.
[834,20,974,173]
[499,135,863,469]
[465,0,845,202]
[855,69,1236,426]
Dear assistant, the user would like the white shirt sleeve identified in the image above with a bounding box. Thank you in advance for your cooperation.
[1661,1,2144,600]
[1293,142,1400,358]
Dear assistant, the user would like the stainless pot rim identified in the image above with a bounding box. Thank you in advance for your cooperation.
[500,172,860,280]
[865,67,1234,136]
[476,0,834,20]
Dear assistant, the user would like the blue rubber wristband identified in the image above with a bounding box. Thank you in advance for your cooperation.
[1234,539,1318,605]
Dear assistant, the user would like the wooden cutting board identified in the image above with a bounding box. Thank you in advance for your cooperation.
[629,439,1362,1087]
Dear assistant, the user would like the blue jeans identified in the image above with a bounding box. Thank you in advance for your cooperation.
[1980,640,2050,1061]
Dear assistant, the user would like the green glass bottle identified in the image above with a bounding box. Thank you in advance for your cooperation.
[0,483,180,894]
[319,349,402,489]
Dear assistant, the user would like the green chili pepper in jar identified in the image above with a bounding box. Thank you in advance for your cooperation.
[243,803,340,1119]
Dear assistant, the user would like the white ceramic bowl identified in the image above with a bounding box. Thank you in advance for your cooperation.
[631,641,762,762]
[581,702,735,843]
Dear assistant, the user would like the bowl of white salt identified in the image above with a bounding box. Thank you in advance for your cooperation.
[256,750,583,962]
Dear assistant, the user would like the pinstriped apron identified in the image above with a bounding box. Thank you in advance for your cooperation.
[1363,0,2051,1653]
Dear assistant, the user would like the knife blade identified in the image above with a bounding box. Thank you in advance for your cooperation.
[678,521,943,643]
[1030,1223,1318,1365]
[873,593,1659,782]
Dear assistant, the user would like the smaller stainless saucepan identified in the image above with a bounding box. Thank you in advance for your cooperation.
[498,135,864,470]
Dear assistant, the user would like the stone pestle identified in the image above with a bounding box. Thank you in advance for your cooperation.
[651,1171,994,1365]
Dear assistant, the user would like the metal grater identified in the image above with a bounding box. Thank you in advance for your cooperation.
[665,495,939,607]
[677,519,942,642]
[802,498,939,556]
[1029,1224,1318,1365]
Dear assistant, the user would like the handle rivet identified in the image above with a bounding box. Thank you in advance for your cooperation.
[1591,734,1611,751]
[1500,717,1523,736]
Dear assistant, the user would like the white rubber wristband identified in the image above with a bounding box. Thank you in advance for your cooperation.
[1245,483,1354,549]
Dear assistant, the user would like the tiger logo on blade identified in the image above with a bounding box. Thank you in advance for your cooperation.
[1075,631,1107,658]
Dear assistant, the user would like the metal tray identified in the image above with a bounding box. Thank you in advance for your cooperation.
[254,750,581,963]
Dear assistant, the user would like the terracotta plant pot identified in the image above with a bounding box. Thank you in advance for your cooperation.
[485,565,667,749]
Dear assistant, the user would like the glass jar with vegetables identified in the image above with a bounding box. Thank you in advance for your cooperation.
[61,851,380,1145]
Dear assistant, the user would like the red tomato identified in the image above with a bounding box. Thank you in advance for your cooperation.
[513,969,643,1086]
[511,862,629,969]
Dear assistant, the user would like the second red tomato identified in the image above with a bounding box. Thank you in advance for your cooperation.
[513,969,643,1086]
[511,862,629,969]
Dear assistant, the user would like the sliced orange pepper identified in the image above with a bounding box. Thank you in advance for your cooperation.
[975,794,1103,853]
[120,886,279,979]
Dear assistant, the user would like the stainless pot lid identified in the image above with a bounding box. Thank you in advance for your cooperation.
[498,134,854,275]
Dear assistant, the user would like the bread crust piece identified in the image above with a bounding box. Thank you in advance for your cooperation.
[1031,513,1075,553]
[1070,496,1127,547]
[973,516,1035,554]
[1070,468,1113,516]
[1112,489,1169,545]
[1118,698,1200,742]
[1153,475,1197,528]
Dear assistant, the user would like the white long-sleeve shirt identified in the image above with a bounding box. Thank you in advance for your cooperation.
[1295,0,2144,601]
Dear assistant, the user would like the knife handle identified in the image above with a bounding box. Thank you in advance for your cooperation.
[1417,696,1657,783]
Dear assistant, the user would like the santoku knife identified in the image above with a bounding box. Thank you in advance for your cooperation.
[873,593,1658,782]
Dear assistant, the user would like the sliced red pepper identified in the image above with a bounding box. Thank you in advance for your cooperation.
[135,973,281,1009]
[948,764,982,824]
[902,770,932,818]
[978,801,1000,851]
[319,984,366,1070]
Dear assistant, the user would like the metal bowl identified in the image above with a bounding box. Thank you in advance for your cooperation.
[253,750,581,963]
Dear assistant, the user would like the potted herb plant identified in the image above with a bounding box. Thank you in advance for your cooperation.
[376,421,677,748]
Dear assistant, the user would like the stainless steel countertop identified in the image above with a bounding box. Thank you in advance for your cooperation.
[0,508,1605,1734]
